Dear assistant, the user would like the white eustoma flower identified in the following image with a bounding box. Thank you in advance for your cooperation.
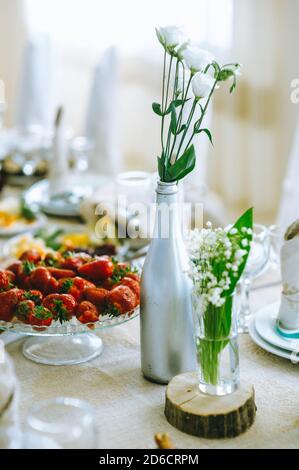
[155,25,186,49]
[192,73,215,99]
[183,45,214,73]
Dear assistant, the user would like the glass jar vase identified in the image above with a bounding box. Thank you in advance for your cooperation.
[192,291,239,396]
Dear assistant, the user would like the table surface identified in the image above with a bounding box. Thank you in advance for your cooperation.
[1,186,298,449]
[5,268,299,449]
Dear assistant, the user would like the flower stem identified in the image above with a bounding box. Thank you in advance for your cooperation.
[183,78,219,153]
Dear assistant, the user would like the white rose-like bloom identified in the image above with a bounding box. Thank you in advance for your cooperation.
[183,45,214,73]
[155,25,186,49]
[192,73,215,99]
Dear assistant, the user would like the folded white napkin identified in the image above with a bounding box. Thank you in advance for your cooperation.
[278,223,299,330]
[15,33,57,130]
[84,47,120,174]
[0,350,21,449]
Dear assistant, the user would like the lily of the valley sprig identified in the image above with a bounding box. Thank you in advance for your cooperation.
[154,25,241,183]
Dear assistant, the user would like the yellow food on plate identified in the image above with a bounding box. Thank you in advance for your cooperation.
[60,232,90,249]
[0,211,19,228]
[9,234,49,260]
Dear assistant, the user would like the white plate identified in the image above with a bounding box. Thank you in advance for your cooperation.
[255,302,299,352]
[0,213,47,238]
[249,319,298,362]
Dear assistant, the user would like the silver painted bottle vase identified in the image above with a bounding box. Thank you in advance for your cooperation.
[140,181,196,384]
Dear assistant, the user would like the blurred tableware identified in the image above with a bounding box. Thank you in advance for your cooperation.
[255,302,299,351]
[238,224,271,333]
[69,136,94,174]
[85,47,120,174]
[249,316,299,362]
[116,171,154,206]
[1,126,52,186]
[23,398,98,449]
[0,352,21,449]
[23,173,108,217]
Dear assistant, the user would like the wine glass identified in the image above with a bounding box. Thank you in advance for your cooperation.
[238,224,271,333]
[268,224,283,270]
[23,397,99,449]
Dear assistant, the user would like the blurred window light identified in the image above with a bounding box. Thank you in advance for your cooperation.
[25,0,233,53]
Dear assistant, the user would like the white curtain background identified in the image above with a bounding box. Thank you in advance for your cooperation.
[1,0,299,223]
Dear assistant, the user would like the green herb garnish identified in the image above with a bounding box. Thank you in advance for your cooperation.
[103,304,121,318]
[60,279,74,293]
[34,306,52,319]
[20,200,37,222]
[23,291,41,304]
[22,261,36,275]
[53,299,69,324]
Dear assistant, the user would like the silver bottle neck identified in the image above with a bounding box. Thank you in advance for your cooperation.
[156,181,178,196]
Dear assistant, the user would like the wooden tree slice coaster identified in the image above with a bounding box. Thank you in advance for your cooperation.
[165,372,256,439]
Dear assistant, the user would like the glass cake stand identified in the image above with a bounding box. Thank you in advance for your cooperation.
[0,309,139,366]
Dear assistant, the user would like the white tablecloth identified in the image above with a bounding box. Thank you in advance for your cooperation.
[4,271,299,449]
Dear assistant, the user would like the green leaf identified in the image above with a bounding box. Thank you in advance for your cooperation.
[195,128,213,146]
[225,208,253,296]
[157,155,165,179]
[165,145,196,182]
[152,102,163,116]
[218,69,235,81]
[170,104,177,135]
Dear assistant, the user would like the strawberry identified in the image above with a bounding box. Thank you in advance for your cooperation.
[21,290,43,304]
[5,270,16,285]
[116,277,140,301]
[60,252,92,272]
[42,294,76,323]
[126,272,141,283]
[0,289,24,322]
[27,306,53,328]
[59,277,95,302]
[84,287,109,310]
[44,276,60,295]
[15,300,35,323]
[27,267,51,291]
[16,261,36,288]
[78,258,114,282]
[6,261,22,275]
[76,301,99,324]
[106,285,137,315]
[20,249,41,264]
[0,270,10,291]
[47,267,76,279]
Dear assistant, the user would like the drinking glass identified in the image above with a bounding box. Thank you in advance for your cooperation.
[69,136,95,174]
[192,291,239,396]
[238,224,271,333]
[23,397,98,449]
